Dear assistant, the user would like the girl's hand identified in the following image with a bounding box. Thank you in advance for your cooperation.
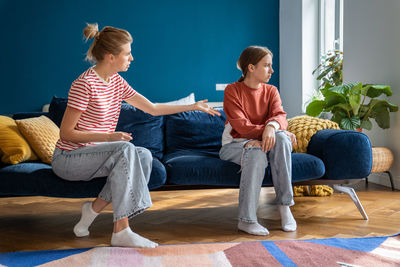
[261,125,276,152]
[193,100,221,116]
[285,131,297,147]
[108,132,133,142]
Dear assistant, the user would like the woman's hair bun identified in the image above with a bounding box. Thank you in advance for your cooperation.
[83,23,99,40]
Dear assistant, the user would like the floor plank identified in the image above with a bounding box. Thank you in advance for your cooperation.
[0,182,399,252]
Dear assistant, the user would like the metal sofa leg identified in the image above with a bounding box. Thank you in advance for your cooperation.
[333,185,369,220]
[385,171,395,191]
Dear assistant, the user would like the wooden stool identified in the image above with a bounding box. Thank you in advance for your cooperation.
[366,147,395,191]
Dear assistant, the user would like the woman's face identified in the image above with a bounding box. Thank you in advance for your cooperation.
[113,43,134,72]
[251,54,274,83]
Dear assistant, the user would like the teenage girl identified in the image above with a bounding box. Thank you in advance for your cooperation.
[219,46,297,236]
[52,23,220,248]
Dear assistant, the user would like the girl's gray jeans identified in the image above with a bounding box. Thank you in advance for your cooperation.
[219,131,294,223]
[52,141,152,222]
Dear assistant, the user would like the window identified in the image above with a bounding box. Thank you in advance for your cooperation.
[320,0,343,56]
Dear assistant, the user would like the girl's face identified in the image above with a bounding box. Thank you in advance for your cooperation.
[112,43,134,72]
[250,54,274,83]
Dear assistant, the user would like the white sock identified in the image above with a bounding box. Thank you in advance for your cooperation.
[73,201,99,237]
[111,227,158,248]
[238,221,269,236]
[279,205,297,232]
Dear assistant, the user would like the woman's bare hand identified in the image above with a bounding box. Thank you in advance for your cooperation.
[108,131,132,142]
[193,100,221,116]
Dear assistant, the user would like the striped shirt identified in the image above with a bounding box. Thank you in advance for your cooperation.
[55,67,136,151]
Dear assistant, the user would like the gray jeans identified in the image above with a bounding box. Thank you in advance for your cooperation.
[52,141,152,222]
[219,131,294,223]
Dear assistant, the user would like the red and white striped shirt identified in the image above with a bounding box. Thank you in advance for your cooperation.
[55,67,136,151]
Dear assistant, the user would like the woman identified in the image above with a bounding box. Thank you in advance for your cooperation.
[51,23,220,248]
[219,46,297,236]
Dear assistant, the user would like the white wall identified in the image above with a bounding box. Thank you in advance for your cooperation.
[280,0,303,118]
[343,0,400,189]
[280,0,319,118]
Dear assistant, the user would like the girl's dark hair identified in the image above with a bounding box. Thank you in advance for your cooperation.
[83,23,133,63]
[237,46,273,82]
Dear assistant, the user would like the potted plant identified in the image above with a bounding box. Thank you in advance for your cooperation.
[304,50,343,114]
[306,82,398,131]
[313,50,343,89]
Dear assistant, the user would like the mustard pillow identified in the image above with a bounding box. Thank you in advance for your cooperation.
[0,115,38,164]
[15,116,60,164]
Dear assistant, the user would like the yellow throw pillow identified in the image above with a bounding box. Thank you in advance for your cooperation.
[15,116,60,164]
[288,115,339,197]
[0,115,38,164]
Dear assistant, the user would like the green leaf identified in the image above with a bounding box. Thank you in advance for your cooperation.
[317,68,331,80]
[366,84,392,98]
[350,82,363,95]
[306,100,325,117]
[349,94,361,115]
[335,103,352,112]
[370,99,399,113]
[358,105,371,118]
[325,95,347,109]
[360,84,371,96]
[373,106,390,129]
[360,119,373,130]
[329,83,356,95]
[340,116,360,131]
[331,110,347,124]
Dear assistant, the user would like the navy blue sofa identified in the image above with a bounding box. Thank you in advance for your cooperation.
[0,97,373,218]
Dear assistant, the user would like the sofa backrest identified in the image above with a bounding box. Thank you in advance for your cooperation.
[41,96,226,158]
[164,108,226,154]
[116,103,164,158]
[47,96,164,158]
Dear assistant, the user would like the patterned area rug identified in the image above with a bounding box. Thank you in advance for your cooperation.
[1,234,399,267]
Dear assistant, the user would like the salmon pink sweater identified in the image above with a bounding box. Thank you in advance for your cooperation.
[222,82,287,144]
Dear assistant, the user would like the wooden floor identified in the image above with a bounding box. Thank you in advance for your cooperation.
[0,182,399,253]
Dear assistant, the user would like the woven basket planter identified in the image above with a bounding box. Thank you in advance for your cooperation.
[371,147,394,173]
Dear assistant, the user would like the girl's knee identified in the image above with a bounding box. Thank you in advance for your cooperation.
[244,148,268,166]
[275,132,291,146]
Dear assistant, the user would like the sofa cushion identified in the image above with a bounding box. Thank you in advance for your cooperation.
[15,116,60,164]
[48,96,68,127]
[116,104,164,159]
[0,115,39,164]
[163,150,324,186]
[0,157,167,197]
[165,108,226,154]
[48,97,164,158]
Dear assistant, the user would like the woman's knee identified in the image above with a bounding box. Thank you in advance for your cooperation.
[136,147,153,165]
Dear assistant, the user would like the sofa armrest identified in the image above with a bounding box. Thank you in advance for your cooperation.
[307,129,372,180]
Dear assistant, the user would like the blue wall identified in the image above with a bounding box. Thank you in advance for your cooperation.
[0,0,279,114]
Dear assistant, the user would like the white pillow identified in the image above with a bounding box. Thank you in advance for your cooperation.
[161,93,195,105]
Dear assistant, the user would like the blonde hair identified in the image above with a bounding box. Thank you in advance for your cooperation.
[237,46,273,82]
[83,23,133,63]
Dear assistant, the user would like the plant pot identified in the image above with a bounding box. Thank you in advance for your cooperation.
[356,128,362,132]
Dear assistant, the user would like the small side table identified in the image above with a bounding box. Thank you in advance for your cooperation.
[366,147,395,191]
